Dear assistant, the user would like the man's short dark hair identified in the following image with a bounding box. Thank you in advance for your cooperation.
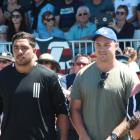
[12,32,36,48]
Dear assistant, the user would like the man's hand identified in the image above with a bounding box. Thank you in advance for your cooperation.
[106,135,112,140]
[128,111,140,130]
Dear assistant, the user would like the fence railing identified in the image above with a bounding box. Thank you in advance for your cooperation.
[1,38,140,56]
[2,39,140,73]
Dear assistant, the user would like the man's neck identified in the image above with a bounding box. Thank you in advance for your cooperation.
[15,60,37,74]
[96,59,118,72]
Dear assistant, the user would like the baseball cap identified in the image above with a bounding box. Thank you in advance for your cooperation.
[0,52,14,61]
[0,25,8,34]
[93,27,117,42]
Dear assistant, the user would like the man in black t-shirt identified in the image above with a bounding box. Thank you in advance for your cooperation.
[0,32,69,140]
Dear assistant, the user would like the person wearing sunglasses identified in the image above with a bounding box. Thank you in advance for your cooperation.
[114,0,137,24]
[59,53,91,140]
[70,27,139,140]
[7,9,31,41]
[66,5,96,41]
[38,11,65,39]
[109,5,135,51]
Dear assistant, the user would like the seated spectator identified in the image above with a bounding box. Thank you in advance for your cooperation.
[0,52,14,70]
[114,0,138,24]
[2,0,24,24]
[38,53,60,73]
[65,6,96,40]
[7,9,31,41]
[83,0,114,28]
[0,25,8,52]
[109,5,135,51]
[55,0,84,32]
[37,11,65,39]
[27,0,55,36]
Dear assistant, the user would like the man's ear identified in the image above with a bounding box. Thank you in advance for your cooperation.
[33,48,37,54]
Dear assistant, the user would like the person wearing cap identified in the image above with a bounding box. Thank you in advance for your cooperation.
[38,53,60,73]
[0,52,14,70]
[70,27,139,140]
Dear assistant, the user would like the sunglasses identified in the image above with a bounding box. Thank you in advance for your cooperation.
[116,11,126,16]
[39,60,53,65]
[11,14,21,19]
[75,62,88,66]
[0,59,10,64]
[45,17,55,22]
[98,72,109,88]
[78,12,88,17]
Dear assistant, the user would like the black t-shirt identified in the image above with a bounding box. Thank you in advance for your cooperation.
[0,64,68,140]
[55,0,84,30]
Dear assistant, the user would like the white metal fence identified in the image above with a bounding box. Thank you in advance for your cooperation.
[1,39,140,56]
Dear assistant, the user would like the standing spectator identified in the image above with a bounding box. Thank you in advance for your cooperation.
[123,47,139,72]
[55,0,84,32]
[126,82,140,140]
[0,51,14,134]
[59,53,91,140]
[7,9,31,41]
[83,0,114,27]
[38,11,65,39]
[114,0,138,23]
[28,0,55,36]
[60,54,91,92]
[109,5,135,51]
[136,45,140,68]
[38,53,60,73]
[65,6,96,41]
[0,32,69,140]
[70,27,139,140]
[0,52,14,70]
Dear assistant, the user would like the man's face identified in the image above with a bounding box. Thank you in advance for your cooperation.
[95,36,117,63]
[72,56,90,73]
[76,10,89,24]
[0,59,12,70]
[12,39,35,66]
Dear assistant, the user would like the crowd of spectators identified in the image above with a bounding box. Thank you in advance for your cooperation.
[0,0,140,42]
[0,1,140,140]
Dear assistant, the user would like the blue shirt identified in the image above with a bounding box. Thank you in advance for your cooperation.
[38,27,65,39]
[65,22,96,40]
[28,3,55,34]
